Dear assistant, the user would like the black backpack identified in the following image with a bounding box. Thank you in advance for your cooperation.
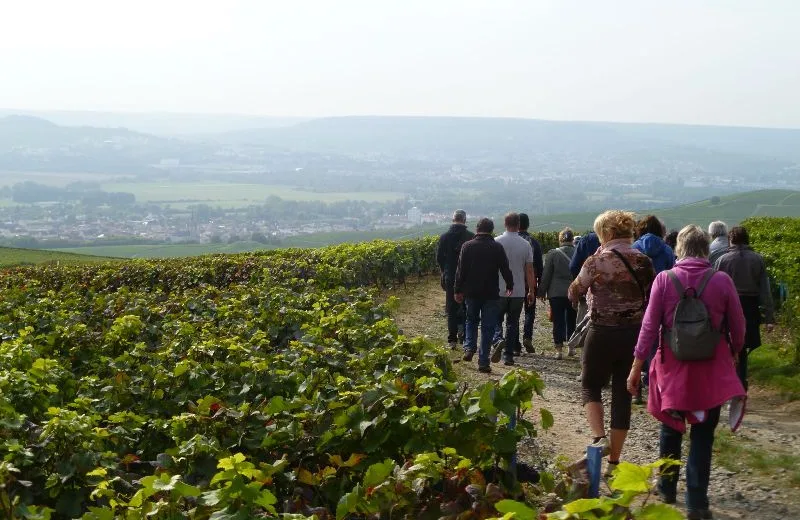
[665,270,721,361]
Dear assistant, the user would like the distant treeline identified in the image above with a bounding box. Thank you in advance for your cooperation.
[4,181,135,205]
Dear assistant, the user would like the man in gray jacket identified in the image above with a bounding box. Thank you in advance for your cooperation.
[715,225,775,390]
[708,221,729,265]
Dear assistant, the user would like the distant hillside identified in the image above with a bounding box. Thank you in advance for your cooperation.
[533,189,800,232]
[0,246,116,267]
[0,115,209,173]
[220,116,800,167]
[0,109,306,136]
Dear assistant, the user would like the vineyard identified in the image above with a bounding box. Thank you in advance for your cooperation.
[0,239,559,519]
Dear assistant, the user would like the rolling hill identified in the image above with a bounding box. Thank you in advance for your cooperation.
[533,189,800,232]
[0,247,116,267]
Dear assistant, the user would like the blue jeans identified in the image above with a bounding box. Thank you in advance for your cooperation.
[549,296,577,344]
[523,300,535,340]
[464,298,500,368]
[493,297,524,361]
[659,406,721,511]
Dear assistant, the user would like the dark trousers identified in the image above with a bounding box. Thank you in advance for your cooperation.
[444,281,465,343]
[493,297,524,360]
[465,298,500,368]
[549,296,577,344]
[523,300,535,340]
[659,406,721,511]
[581,324,638,430]
[737,348,750,392]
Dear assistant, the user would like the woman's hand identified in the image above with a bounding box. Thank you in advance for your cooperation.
[626,367,641,396]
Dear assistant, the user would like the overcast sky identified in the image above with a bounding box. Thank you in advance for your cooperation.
[1,0,798,128]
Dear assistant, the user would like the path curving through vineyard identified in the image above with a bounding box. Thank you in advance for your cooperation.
[392,276,800,520]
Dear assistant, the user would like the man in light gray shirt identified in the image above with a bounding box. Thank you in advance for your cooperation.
[708,220,729,264]
[491,212,536,365]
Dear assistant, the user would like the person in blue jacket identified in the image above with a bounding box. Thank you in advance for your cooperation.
[633,215,675,274]
[631,214,675,403]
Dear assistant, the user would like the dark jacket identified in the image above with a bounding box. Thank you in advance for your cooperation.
[518,231,544,286]
[436,223,474,281]
[633,233,675,274]
[715,245,775,323]
[454,234,513,300]
[569,232,601,277]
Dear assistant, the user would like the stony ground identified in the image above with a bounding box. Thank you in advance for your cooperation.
[392,276,800,520]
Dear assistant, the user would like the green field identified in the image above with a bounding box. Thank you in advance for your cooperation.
[53,227,441,258]
[0,246,115,267]
[101,182,404,206]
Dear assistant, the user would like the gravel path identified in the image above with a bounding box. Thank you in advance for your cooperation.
[393,277,800,520]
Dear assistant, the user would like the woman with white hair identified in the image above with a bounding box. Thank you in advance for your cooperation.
[627,224,745,520]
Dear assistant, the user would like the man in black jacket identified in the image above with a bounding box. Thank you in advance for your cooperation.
[518,213,543,353]
[437,210,475,349]
[454,217,513,373]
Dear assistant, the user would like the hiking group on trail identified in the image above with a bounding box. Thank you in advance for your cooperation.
[436,210,776,520]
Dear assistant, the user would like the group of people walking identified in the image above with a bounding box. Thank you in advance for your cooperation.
[437,210,775,519]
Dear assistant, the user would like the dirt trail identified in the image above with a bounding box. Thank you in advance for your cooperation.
[392,276,800,520]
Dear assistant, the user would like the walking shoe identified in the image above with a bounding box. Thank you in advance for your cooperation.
[503,359,515,366]
[462,350,475,362]
[478,365,492,374]
[567,345,576,357]
[554,344,563,360]
[687,509,713,520]
[603,460,619,479]
[591,436,610,456]
[490,339,505,363]
[523,337,535,353]
[448,341,458,350]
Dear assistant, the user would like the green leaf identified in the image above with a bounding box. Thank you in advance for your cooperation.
[538,471,555,493]
[173,360,190,377]
[336,485,361,520]
[173,480,202,498]
[637,503,685,520]
[539,408,554,430]
[362,459,395,488]
[609,461,652,493]
[494,499,537,520]
[563,498,611,514]
[264,396,288,415]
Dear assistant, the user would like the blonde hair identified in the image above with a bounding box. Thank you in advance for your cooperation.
[593,210,636,244]
[676,224,710,259]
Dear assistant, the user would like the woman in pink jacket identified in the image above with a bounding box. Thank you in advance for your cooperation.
[627,224,746,520]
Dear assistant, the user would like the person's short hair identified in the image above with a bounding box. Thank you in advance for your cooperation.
[676,224,710,259]
[504,212,520,229]
[729,226,749,245]
[559,227,574,243]
[518,213,531,231]
[476,217,494,234]
[452,209,467,223]
[708,221,728,239]
[637,215,665,238]
[593,210,636,243]
[665,230,678,250]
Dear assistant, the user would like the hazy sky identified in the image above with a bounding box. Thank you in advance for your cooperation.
[2,0,798,127]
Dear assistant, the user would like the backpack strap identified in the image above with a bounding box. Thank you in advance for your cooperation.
[695,269,716,298]
[666,270,685,296]
[610,249,646,307]
[555,247,572,262]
